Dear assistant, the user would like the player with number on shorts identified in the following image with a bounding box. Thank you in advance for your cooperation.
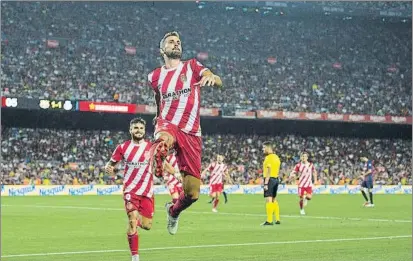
[105,118,153,261]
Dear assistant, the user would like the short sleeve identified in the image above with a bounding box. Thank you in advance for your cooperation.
[294,164,300,172]
[190,58,209,82]
[148,69,160,92]
[111,145,124,162]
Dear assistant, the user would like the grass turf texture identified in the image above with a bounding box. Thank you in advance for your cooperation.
[1,194,412,261]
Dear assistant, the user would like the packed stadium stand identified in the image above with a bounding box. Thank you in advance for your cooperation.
[1,128,411,186]
[1,2,411,115]
[1,1,411,187]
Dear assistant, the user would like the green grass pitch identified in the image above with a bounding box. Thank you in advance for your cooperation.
[1,194,412,261]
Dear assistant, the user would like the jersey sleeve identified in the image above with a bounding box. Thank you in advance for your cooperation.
[111,145,124,162]
[294,163,300,173]
[274,156,281,173]
[208,163,214,171]
[147,70,159,93]
[263,157,269,176]
[190,58,209,82]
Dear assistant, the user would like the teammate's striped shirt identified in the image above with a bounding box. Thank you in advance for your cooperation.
[111,140,153,198]
[148,58,209,136]
[207,162,228,185]
[294,162,315,188]
[163,154,183,191]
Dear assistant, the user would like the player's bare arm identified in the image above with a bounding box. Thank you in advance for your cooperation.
[264,166,271,190]
[289,170,297,184]
[225,170,232,185]
[201,168,209,179]
[153,91,161,126]
[105,160,119,175]
[195,70,223,88]
[163,161,176,175]
[313,169,318,184]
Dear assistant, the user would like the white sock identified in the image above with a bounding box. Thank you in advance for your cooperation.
[132,254,139,261]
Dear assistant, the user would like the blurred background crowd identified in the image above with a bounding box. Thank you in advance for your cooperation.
[1,2,411,188]
[2,128,411,186]
[1,2,411,115]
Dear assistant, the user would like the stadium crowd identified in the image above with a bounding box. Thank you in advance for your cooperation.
[1,2,411,116]
[2,128,411,186]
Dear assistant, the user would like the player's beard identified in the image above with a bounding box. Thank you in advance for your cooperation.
[164,49,182,59]
[132,133,144,142]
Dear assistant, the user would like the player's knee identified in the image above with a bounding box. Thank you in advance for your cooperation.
[128,218,138,234]
[141,219,152,230]
[186,190,199,200]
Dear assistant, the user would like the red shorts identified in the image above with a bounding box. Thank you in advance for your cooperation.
[168,184,183,195]
[298,187,313,197]
[210,184,224,194]
[124,193,154,219]
[155,119,202,179]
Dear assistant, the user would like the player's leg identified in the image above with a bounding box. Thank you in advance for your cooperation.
[212,191,221,212]
[165,135,202,234]
[125,196,154,261]
[208,187,214,203]
[126,210,140,261]
[222,189,228,204]
[304,187,312,207]
[360,181,370,206]
[367,182,374,207]
[298,187,305,213]
[262,178,275,225]
[171,191,180,204]
[173,173,201,212]
[272,179,280,224]
[150,122,176,177]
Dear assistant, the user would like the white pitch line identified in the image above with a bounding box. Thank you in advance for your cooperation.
[1,204,412,223]
[1,235,411,258]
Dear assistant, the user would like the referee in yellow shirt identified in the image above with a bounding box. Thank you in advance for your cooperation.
[261,141,281,226]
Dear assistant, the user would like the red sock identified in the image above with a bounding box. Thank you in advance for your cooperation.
[213,198,219,209]
[172,198,178,204]
[169,192,197,218]
[127,233,139,256]
[299,199,303,210]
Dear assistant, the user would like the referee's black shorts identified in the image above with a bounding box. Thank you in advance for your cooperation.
[264,177,279,198]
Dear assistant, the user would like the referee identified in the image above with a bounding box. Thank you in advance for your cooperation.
[261,141,281,226]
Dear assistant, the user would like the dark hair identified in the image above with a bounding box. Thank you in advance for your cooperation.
[130,117,146,126]
[262,141,273,149]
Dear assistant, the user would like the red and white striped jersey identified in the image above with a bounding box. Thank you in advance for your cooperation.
[207,162,228,185]
[111,140,153,198]
[294,162,315,188]
[148,59,209,136]
[163,154,182,190]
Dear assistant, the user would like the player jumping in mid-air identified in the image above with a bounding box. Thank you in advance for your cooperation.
[290,152,318,215]
[105,118,153,261]
[202,154,231,212]
[148,31,222,235]
[360,155,375,207]
[261,141,281,226]
[162,153,183,204]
